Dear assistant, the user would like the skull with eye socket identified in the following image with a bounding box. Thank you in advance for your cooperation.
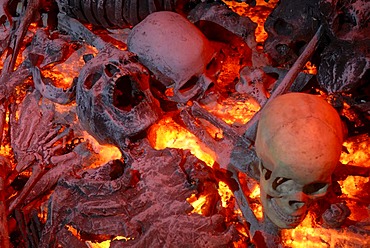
[127,11,215,103]
[255,93,344,229]
[76,50,161,149]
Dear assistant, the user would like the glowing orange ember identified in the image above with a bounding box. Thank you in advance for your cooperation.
[223,0,279,43]
[41,45,98,89]
[218,181,233,208]
[206,98,260,125]
[187,194,208,214]
[148,115,216,166]
[82,131,122,168]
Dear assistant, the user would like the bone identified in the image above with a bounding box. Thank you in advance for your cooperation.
[57,13,110,51]
[0,156,10,248]
[8,163,46,213]
[242,25,324,142]
[1,0,40,73]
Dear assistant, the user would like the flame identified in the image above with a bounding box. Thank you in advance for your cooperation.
[86,236,133,248]
[218,181,233,208]
[206,97,260,125]
[187,193,208,214]
[282,134,370,246]
[148,116,216,166]
[303,61,317,75]
[82,131,122,168]
[281,211,368,247]
[340,135,370,166]
[41,45,98,89]
[222,0,279,43]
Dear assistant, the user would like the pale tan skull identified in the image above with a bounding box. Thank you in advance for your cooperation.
[255,93,343,229]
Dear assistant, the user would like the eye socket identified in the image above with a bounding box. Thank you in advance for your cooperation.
[272,177,290,190]
[260,162,272,180]
[303,183,328,195]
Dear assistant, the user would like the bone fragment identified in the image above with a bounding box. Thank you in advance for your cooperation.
[8,163,46,213]
[0,156,10,248]
[242,25,324,142]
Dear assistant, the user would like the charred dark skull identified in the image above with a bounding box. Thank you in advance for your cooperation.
[319,0,370,42]
[264,0,321,66]
[317,0,370,94]
[76,50,161,149]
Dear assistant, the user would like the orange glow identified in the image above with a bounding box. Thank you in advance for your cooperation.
[82,131,122,168]
[148,116,216,166]
[218,181,233,208]
[303,61,317,75]
[339,175,369,199]
[223,0,279,43]
[281,212,368,247]
[248,184,263,220]
[282,134,370,247]
[206,97,260,125]
[86,236,133,248]
[187,194,208,214]
[41,45,98,89]
[340,134,370,166]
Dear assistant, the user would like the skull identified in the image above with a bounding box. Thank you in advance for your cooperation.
[319,0,370,42]
[255,93,343,229]
[76,50,161,149]
[127,11,215,103]
[264,0,321,66]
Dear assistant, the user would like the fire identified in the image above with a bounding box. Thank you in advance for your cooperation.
[82,131,122,168]
[340,134,370,166]
[303,61,317,75]
[218,181,233,208]
[86,236,133,248]
[281,134,370,246]
[187,193,209,214]
[206,97,260,125]
[41,45,98,89]
[148,115,216,166]
[223,0,279,43]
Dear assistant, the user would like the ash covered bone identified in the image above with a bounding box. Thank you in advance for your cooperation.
[56,0,181,28]
[317,0,370,95]
[40,140,240,247]
[318,41,369,94]
[264,0,321,66]
[322,202,351,228]
[10,91,73,172]
[255,93,344,229]
[319,0,370,42]
[76,49,161,148]
[187,1,257,47]
[7,90,89,212]
[27,29,72,68]
[31,65,76,105]
[127,11,216,103]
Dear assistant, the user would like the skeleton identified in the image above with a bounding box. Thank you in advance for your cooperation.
[76,49,161,149]
[8,90,90,213]
[127,11,216,103]
[40,141,239,247]
[255,93,344,229]
[56,0,189,28]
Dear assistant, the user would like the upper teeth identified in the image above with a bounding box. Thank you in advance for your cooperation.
[270,198,304,224]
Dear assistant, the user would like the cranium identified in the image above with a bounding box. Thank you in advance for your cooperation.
[255,93,343,229]
[76,50,161,149]
[264,0,321,66]
[127,11,215,103]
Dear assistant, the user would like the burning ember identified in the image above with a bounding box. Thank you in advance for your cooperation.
[0,0,369,247]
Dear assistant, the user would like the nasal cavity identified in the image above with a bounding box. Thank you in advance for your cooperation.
[289,200,305,210]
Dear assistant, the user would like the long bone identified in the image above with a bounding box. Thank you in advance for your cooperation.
[179,25,324,246]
